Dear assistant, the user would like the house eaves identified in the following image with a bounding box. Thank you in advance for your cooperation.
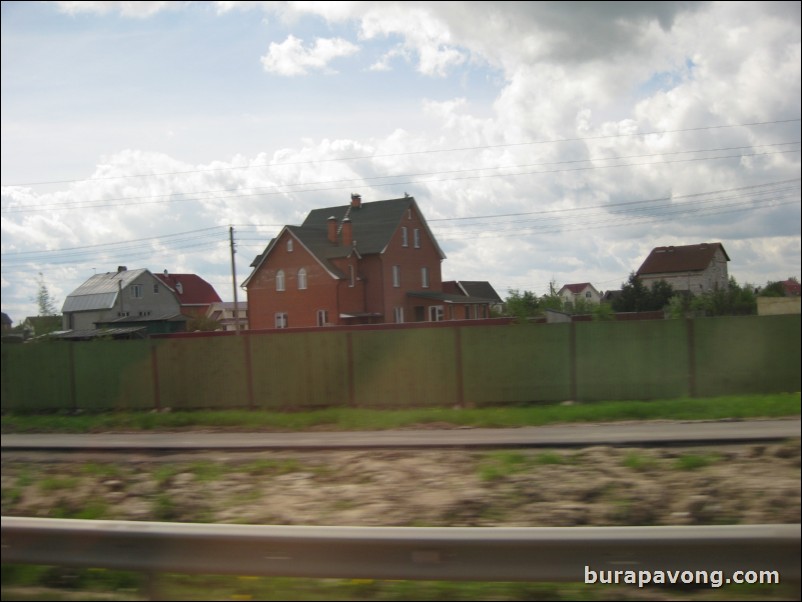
[407,291,498,304]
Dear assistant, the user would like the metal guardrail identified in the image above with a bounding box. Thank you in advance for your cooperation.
[2,518,799,583]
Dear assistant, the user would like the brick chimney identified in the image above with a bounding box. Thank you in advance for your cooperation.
[342,218,353,248]
[351,193,362,209]
[327,216,338,244]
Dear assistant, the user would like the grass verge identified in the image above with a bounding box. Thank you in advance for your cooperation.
[1,393,799,434]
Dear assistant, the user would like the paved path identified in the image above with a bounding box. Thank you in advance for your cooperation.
[2,418,799,451]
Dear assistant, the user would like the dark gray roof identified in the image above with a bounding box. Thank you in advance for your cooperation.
[455,281,502,303]
[302,197,435,256]
[244,197,445,286]
[407,291,499,304]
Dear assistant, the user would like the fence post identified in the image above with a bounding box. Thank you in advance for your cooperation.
[454,326,465,407]
[346,331,356,406]
[686,318,697,398]
[150,340,161,411]
[569,322,578,402]
[68,344,77,412]
[243,334,255,410]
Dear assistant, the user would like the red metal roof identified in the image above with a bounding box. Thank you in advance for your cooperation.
[560,282,594,294]
[154,273,222,306]
[637,243,729,276]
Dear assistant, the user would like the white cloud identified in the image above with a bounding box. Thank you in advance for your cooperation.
[2,2,799,322]
[53,1,180,18]
[260,34,359,76]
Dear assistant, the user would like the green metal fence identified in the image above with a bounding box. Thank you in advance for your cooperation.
[2,315,799,412]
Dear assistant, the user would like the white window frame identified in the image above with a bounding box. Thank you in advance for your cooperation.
[428,305,444,322]
[421,266,430,288]
[401,226,408,247]
[413,229,421,248]
[287,239,293,252]
[349,265,355,288]
[130,284,143,298]
[275,312,288,329]
[298,268,307,290]
[394,307,404,323]
[393,265,401,288]
[316,309,328,326]
[276,270,285,292]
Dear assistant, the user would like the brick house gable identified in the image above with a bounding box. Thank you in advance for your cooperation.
[244,195,492,328]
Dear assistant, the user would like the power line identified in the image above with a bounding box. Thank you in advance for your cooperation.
[2,179,797,273]
[4,145,799,215]
[3,118,799,188]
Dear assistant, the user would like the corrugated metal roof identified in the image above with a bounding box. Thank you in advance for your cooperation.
[62,292,118,313]
[62,268,148,312]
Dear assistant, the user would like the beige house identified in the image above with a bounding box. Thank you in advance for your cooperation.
[558,282,602,308]
[636,242,729,295]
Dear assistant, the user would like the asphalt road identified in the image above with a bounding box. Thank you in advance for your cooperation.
[2,418,799,451]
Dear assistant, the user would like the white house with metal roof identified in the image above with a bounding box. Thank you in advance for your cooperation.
[61,267,183,331]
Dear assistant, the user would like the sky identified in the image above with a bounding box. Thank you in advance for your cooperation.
[1,0,800,324]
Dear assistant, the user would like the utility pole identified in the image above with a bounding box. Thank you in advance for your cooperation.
[230,226,240,334]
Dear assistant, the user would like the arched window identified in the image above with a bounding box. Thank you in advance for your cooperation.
[298,268,307,290]
[276,270,285,291]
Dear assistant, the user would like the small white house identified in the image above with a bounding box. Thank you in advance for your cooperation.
[558,283,602,308]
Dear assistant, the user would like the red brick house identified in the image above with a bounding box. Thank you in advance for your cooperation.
[243,195,496,329]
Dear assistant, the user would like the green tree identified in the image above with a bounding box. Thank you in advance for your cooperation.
[649,279,675,310]
[505,289,539,322]
[613,273,674,312]
[758,280,786,297]
[690,277,756,316]
[592,302,615,321]
[35,273,58,316]
[539,279,564,312]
